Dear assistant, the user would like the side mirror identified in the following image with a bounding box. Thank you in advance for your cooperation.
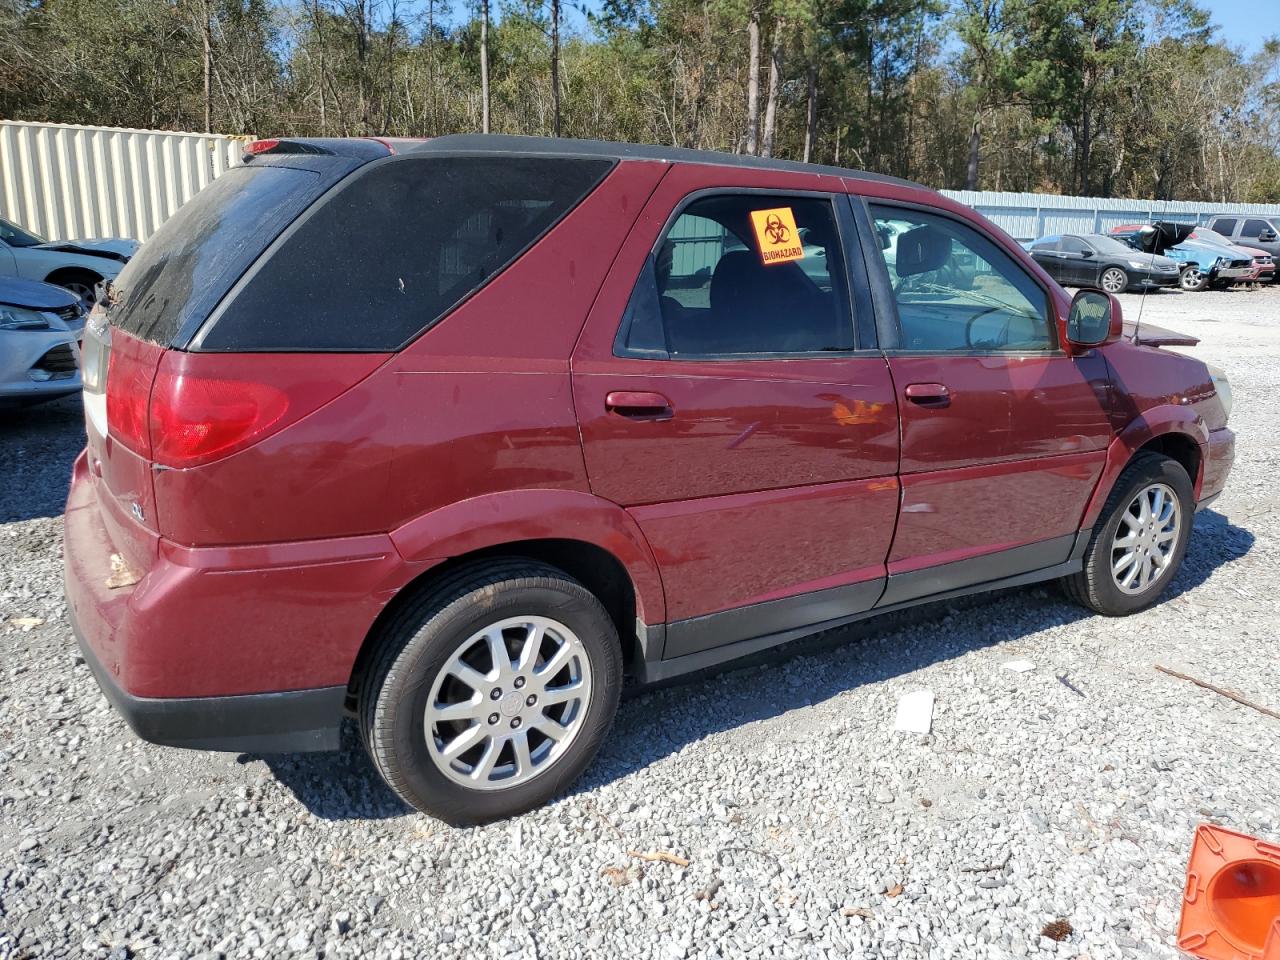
[1065,288,1123,350]
[1260,231,1278,243]
[1080,249,1094,258]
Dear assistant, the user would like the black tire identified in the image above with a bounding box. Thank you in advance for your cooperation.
[46,269,102,304]
[1062,452,1194,616]
[359,559,622,824]
[1180,266,1209,292]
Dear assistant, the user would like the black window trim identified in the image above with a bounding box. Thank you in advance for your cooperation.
[853,195,1064,359]
[612,185,875,362]
[189,152,617,353]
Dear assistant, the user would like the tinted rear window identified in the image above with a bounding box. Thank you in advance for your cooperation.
[108,165,321,344]
[197,156,613,351]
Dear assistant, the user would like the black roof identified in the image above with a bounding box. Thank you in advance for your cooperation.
[407,134,924,191]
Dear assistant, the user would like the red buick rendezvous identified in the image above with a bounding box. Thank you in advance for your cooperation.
[65,135,1235,823]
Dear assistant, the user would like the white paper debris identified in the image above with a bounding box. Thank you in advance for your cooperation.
[1001,659,1036,673]
[894,690,934,734]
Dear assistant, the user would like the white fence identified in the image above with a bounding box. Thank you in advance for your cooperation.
[0,120,247,243]
[941,189,1280,243]
[4,120,1280,246]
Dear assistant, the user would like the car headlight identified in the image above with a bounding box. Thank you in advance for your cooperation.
[1214,256,1229,268]
[1128,260,1147,269]
[1206,362,1232,422]
[0,306,51,331]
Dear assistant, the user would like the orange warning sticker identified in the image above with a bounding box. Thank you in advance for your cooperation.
[749,207,805,266]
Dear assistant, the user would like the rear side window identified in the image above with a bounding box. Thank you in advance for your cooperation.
[615,194,854,358]
[109,165,321,344]
[198,156,612,351]
[1211,218,1236,236]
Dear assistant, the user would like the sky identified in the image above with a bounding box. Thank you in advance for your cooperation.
[1204,0,1274,56]
[481,0,1273,56]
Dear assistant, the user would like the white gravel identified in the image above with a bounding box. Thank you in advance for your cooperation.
[2,285,1278,960]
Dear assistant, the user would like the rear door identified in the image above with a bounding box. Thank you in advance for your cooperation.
[857,198,1112,605]
[572,165,899,658]
[1027,237,1067,283]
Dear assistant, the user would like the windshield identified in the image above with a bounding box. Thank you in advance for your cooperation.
[0,218,46,247]
[1088,235,1139,254]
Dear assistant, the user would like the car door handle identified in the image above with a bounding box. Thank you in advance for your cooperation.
[904,383,950,407]
[605,391,674,421]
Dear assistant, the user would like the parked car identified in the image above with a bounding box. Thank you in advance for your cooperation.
[0,277,84,407]
[1026,233,1181,292]
[1206,215,1280,271]
[65,135,1235,824]
[1109,222,1255,291]
[1187,228,1275,283]
[0,217,137,303]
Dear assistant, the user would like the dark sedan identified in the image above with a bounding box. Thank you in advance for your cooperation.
[1027,233,1181,293]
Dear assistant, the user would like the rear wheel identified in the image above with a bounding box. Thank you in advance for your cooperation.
[360,560,622,824]
[1100,267,1128,293]
[1062,452,1193,616]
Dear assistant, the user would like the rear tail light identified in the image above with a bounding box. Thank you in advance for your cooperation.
[146,352,386,469]
[149,371,289,468]
[106,348,153,457]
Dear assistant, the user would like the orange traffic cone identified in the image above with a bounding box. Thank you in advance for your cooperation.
[1178,824,1280,960]
[1264,918,1280,960]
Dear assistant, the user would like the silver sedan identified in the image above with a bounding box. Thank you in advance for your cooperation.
[0,277,84,407]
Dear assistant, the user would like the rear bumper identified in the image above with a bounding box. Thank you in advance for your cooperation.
[70,599,345,753]
[63,450,440,752]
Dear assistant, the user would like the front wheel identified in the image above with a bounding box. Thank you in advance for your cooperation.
[1062,452,1193,616]
[1180,266,1209,292]
[360,560,622,824]
[1100,266,1129,293]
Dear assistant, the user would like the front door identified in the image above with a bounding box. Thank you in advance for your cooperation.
[1058,235,1099,286]
[573,168,900,658]
[861,200,1113,605]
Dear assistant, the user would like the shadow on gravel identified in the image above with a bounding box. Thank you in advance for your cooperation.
[0,394,85,522]
[251,509,1253,822]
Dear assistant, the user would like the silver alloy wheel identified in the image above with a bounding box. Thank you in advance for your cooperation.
[1101,268,1127,293]
[425,616,593,791]
[1180,267,1203,291]
[1110,482,1181,595]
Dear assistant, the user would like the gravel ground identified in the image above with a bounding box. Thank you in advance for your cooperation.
[2,286,1278,960]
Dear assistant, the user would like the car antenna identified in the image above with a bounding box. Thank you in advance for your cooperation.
[1133,199,1166,343]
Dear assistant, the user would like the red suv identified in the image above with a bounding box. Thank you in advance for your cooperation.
[65,135,1235,823]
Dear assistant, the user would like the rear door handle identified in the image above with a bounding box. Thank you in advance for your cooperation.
[904,382,950,407]
[605,391,674,421]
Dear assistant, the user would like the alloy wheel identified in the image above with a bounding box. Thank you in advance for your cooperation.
[1110,482,1181,595]
[1101,268,1127,293]
[1180,267,1203,291]
[424,616,593,791]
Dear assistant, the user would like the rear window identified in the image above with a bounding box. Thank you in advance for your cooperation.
[108,165,321,345]
[196,156,613,351]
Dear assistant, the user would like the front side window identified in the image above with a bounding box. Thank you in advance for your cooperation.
[869,204,1053,353]
[1060,236,1091,254]
[615,194,854,358]
[1242,218,1270,238]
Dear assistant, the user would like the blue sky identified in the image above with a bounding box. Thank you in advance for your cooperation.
[1204,0,1273,55]
[508,0,1273,56]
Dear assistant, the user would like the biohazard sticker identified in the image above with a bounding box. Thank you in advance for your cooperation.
[749,207,805,266]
